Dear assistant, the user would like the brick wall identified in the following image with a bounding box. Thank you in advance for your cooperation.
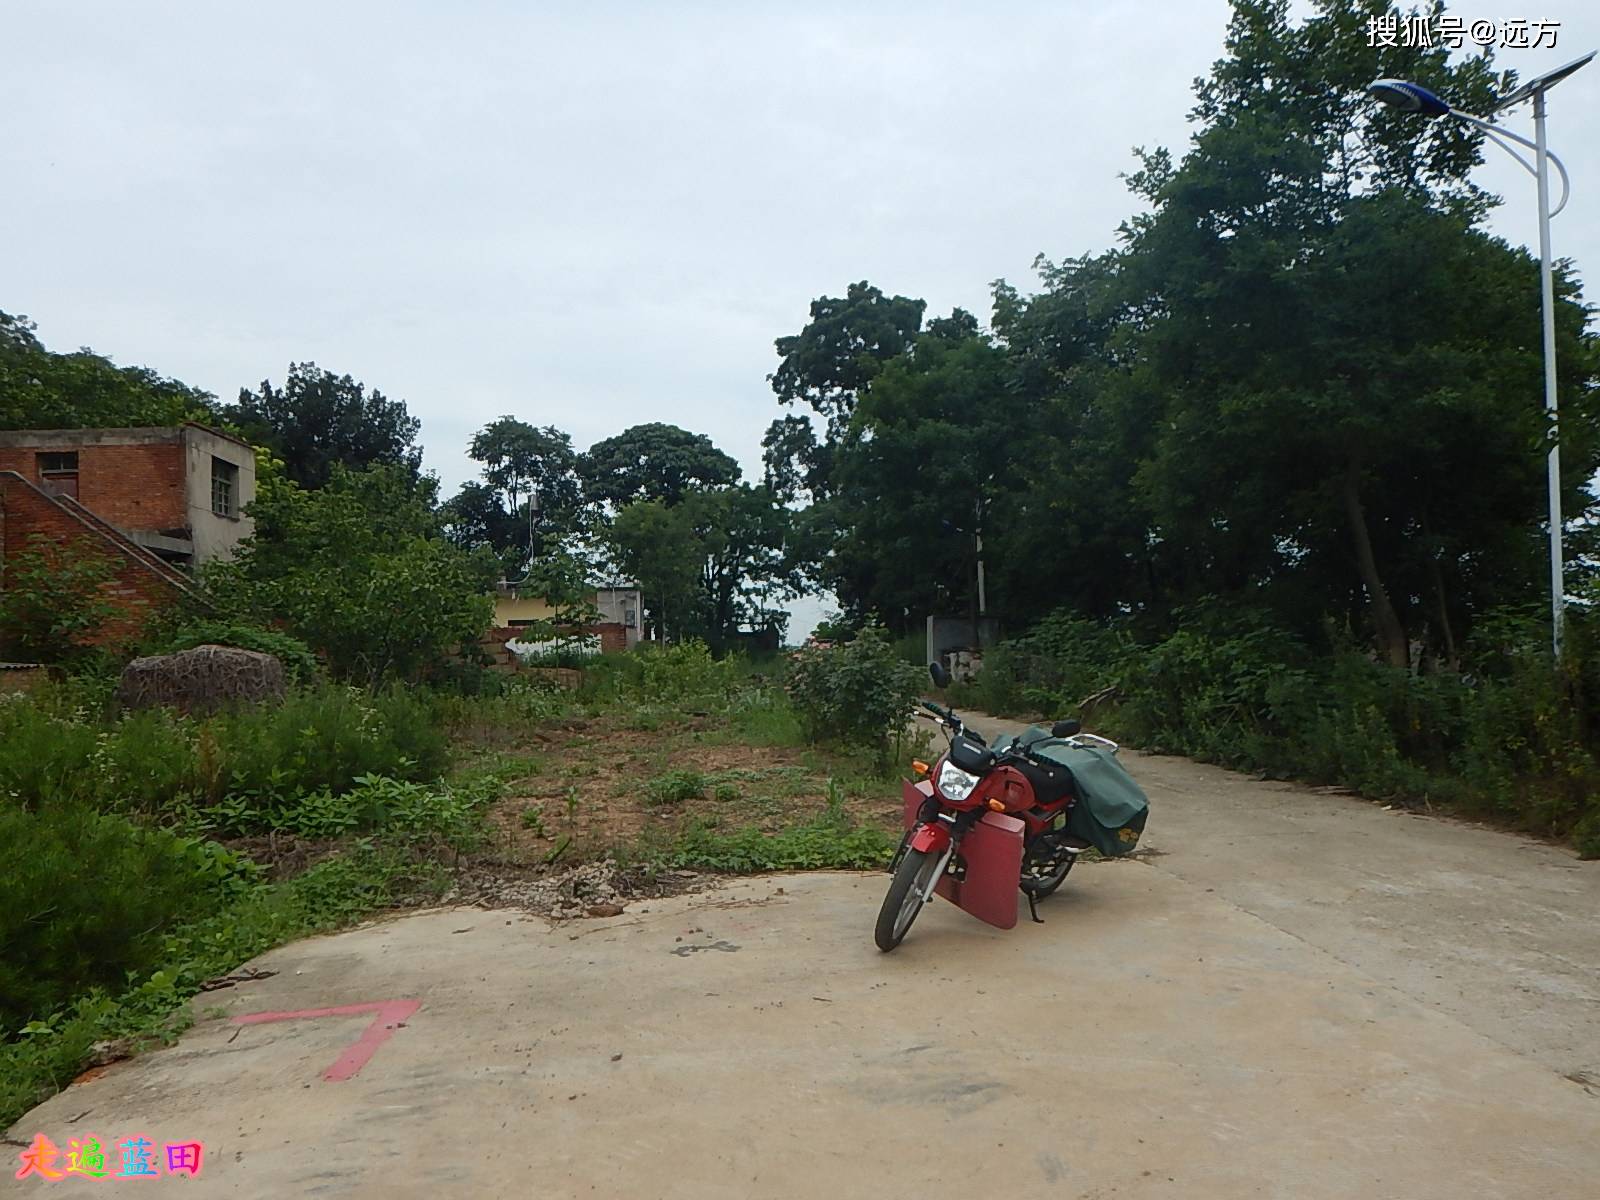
[0,475,192,652]
[0,436,188,534]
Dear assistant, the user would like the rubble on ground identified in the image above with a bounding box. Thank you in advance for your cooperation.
[441,859,713,920]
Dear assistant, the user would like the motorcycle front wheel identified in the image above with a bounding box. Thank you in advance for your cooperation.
[875,846,941,952]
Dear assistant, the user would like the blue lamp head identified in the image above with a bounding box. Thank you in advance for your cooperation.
[1366,78,1452,118]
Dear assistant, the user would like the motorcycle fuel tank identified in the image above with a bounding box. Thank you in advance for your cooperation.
[901,779,1024,930]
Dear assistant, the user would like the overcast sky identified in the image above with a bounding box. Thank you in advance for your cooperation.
[6,1,1599,635]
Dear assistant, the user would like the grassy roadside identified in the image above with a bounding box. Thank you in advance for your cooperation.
[1,648,925,1129]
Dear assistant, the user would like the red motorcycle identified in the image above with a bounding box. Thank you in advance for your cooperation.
[875,662,1140,952]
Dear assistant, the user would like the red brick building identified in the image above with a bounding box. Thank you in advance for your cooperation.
[0,424,248,653]
[0,424,256,566]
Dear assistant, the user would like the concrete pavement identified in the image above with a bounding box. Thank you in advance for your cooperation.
[8,731,1599,1198]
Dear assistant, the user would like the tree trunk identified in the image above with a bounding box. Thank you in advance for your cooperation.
[1342,462,1408,668]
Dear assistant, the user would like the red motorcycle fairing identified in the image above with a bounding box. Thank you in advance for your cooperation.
[900,779,1024,930]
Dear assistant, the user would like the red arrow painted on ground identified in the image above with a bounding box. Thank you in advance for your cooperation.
[231,999,421,1082]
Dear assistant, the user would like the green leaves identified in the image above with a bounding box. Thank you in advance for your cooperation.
[0,535,121,665]
[223,362,423,491]
[580,423,740,510]
[0,312,217,432]
[209,464,493,688]
[784,627,923,770]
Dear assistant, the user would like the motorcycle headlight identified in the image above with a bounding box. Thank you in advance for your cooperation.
[935,759,981,803]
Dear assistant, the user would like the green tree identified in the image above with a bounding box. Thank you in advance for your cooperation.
[224,363,423,490]
[770,281,926,443]
[439,480,525,573]
[605,500,702,643]
[466,417,582,560]
[686,484,795,649]
[825,314,1018,629]
[580,422,740,510]
[0,535,119,664]
[208,464,492,687]
[0,312,216,431]
[1108,0,1599,664]
[762,281,926,506]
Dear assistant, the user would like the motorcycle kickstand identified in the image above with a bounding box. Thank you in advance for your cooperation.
[1026,890,1043,924]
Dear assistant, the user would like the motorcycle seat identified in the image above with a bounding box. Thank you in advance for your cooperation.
[1013,757,1076,808]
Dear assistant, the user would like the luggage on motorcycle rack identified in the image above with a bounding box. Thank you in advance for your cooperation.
[1016,727,1150,857]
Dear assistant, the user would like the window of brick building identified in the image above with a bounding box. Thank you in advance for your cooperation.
[37,451,79,498]
[211,456,240,518]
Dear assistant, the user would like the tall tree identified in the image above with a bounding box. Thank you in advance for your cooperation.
[225,362,422,490]
[0,312,216,431]
[762,281,926,505]
[687,484,795,649]
[604,500,703,642]
[439,480,525,573]
[1066,0,1598,663]
[579,422,740,510]
[466,417,582,563]
[828,315,1019,628]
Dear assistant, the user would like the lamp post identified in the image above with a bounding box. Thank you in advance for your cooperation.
[1368,52,1594,660]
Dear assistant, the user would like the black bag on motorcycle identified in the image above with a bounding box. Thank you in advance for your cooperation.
[1032,739,1150,856]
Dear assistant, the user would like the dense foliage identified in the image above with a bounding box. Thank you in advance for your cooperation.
[769,0,1599,671]
[0,312,216,431]
[222,362,424,491]
[786,626,924,768]
[207,464,494,687]
[955,606,1600,857]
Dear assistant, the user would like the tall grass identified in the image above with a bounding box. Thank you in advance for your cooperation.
[0,684,446,816]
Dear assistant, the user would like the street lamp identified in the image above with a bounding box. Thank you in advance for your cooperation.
[1368,51,1595,660]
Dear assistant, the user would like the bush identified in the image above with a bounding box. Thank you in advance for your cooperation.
[966,604,1600,851]
[647,769,706,806]
[0,535,119,665]
[147,620,320,684]
[581,641,740,709]
[0,684,447,818]
[210,686,447,803]
[785,626,923,769]
[0,697,99,809]
[0,807,255,1033]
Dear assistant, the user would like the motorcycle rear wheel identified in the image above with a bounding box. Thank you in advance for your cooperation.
[875,847,940,952]
[1020,854,1074,899]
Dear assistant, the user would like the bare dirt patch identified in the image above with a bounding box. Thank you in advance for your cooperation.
[463,710,901,871]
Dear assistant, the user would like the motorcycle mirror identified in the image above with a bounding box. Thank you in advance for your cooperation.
[1051,718,1081,737]
[929,661,951,689]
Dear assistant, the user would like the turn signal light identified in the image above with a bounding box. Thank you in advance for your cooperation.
[987,798,1006,812]
[912,760,930,776]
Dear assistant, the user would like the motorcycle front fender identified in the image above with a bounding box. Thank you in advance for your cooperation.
[909,822,951,854]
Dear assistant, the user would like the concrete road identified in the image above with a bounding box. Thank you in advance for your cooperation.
[9,735,1599,1198]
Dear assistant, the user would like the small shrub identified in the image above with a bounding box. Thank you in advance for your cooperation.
[0,807,254,1033]
[784,626,923,770]
[647,769,706,805]
[1574,808,1600,860]
[521,805,547,834]
[212,685,447,801]
[582,641,739,709]
[0,698,98,809]
[713,783,739,802]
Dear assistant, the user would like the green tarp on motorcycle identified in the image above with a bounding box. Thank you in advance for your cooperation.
[1013,727,1150,856]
